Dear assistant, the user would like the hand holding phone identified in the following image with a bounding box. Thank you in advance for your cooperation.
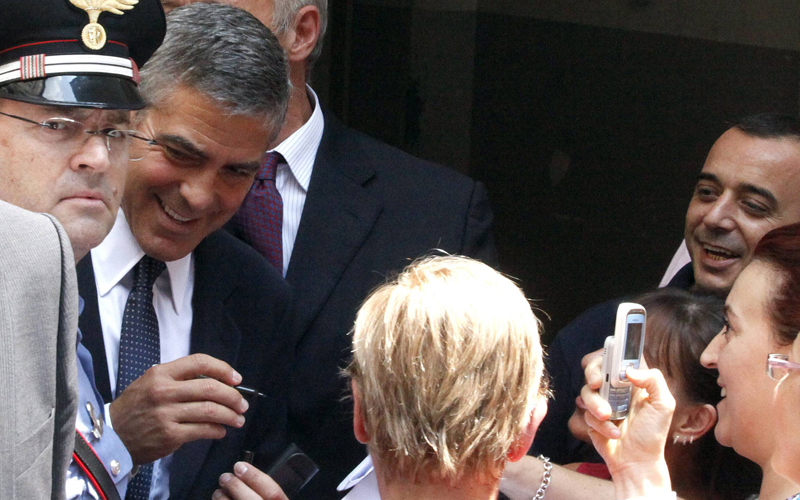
[599,303,646,420]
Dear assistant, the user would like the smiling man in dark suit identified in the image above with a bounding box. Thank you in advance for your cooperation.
[160,1,497,498]
[76,5,295,500]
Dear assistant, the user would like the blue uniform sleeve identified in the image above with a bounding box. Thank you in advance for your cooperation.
[66,341,133,499]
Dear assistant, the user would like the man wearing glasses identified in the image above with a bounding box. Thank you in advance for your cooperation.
[0,0,165,498]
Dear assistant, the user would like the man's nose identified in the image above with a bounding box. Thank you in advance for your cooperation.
[179,169,216,210]
[701,194,737,232]
[69,134,113,172]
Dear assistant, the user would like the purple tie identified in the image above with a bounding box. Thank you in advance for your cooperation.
[231,152,284,271]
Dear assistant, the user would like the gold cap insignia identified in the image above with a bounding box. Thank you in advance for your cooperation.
[69,0,140,50]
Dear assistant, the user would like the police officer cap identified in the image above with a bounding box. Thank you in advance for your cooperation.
[0,0,166,110]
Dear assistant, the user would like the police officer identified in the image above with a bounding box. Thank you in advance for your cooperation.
[0,1,165,498]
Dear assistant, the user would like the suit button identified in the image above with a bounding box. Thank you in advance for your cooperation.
[110,460,121,476]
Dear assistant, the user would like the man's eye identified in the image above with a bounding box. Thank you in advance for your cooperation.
[695,185,717,198]
[227,167,255,177]
[163,146,194,163]
[742,200,768,215]
[103,128,128,139]
[42,120,70,131]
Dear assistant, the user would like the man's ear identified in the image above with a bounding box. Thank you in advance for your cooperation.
[281,5,320,64]
[671,403,717,443]
[508,397,548,462]
[352,380,370,444]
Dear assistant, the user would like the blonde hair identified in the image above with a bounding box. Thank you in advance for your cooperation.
[346,255,546,483]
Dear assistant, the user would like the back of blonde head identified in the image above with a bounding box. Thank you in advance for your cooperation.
[347,255,545,484]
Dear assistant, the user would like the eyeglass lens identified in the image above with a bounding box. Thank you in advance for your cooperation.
[36,118,133,160]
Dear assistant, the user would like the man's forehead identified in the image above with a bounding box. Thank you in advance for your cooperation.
[141,90,271,148]
[703,130,800,189]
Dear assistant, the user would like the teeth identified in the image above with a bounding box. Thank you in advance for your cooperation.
[721,387,726,398]
[161,200,191,223]
[703,244,736,260]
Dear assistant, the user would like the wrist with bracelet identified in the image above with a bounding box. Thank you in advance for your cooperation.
[532,455,552,500]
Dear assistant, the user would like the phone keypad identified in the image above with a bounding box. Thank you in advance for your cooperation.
[608,386,631,412]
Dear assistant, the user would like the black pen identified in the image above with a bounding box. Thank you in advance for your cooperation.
[233,384,266,399]
[198,375,266,399]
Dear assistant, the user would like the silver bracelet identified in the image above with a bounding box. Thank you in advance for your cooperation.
[532,455,552,500]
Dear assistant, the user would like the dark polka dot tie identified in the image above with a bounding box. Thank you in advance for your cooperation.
[230,151,284,271]
[116,255,165,500]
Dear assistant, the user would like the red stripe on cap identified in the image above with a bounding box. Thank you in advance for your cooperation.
[1,39,128,55]
[1,39,78,54]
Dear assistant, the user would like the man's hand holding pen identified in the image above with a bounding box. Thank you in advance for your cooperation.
[109,353,252,465]
[198,375,267,400]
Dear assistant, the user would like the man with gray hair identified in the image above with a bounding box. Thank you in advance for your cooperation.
[75,4,295,499]
[160,1,498,497]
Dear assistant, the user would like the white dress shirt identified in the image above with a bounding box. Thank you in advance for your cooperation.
[339,456,380,500]
[271,85,325,276]
[90,209,195,500]
[659,240,691,287]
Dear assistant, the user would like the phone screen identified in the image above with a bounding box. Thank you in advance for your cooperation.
[623,315,644,360]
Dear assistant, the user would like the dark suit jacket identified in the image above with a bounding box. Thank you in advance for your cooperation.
[77,229,293,500]
[275,115,498,499]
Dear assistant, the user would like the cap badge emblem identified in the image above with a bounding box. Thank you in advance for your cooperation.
[69,0,139,50]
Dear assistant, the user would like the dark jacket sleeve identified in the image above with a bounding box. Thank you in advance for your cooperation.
[529,298,624,464]
[530,335,574,463]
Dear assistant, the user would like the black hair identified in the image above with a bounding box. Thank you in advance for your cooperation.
[732,113,800,141]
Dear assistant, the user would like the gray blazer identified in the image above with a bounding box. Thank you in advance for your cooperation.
[0,200,78,500]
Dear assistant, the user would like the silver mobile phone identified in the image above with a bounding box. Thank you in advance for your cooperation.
[599,303,646,420]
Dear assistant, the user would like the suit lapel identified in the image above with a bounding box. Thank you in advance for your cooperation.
[285,116,381,342]
[76,254,113,403]
[168,235,243,500]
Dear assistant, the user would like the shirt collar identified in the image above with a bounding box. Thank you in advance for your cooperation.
[91,210,193,315]
[271,85,324,192]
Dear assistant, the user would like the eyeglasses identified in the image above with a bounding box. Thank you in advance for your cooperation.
[0,111,137,162]
[766,353,800,382]
[128,133,158,162]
